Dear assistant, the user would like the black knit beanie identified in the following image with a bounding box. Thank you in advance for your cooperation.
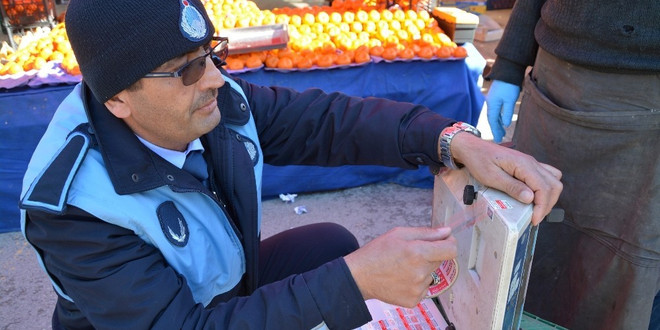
[65,0,215,103]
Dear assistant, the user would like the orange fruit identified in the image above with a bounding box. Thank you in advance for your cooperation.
[297,56,313,69]
[317,54,334,67]
[277,57,294,69]
[436,46,453,58]
[409,43,421,54]
[277,47,295,59]
[236,54,250,63]
[381,47,398,60]
[398,47,415,59]
[369,45,384,57]
[265,55,279,68]
[355,45,369,55]
[354,50,370,63]
[343,49,355,61]
[304,52,319,65]
[453,46,468,58]
[300,48,314,58]
[257,51,268,62]
[225,58,244,70]
[331,0,344,9]
[417,46,434,59]
[335,53,351,65]
[245,55,263,68]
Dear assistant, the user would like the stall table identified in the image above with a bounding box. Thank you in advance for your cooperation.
[0,43,485,232]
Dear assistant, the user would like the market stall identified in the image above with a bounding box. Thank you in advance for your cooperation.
[0,0,486,232]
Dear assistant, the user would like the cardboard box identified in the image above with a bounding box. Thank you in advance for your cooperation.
[474,12,503,42]
[432,168,537,329]
[432,6,479,44]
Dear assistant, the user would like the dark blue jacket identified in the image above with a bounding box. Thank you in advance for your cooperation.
[20,69,453,329]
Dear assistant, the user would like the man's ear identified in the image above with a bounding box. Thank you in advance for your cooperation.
[104,91,131,119]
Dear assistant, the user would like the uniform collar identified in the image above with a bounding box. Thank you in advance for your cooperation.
[137,136,205,169]
[82,82,201,195]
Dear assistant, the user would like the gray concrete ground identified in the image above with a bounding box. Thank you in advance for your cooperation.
[0,3,514,329]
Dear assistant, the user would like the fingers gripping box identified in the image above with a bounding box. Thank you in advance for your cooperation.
[432,168,537,330]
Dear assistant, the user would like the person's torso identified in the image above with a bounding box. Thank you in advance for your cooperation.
[20,77,264,306]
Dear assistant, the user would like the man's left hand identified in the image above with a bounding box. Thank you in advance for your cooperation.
[446,133,563,225]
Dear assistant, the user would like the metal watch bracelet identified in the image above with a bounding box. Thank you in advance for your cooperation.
[440,122,481,170]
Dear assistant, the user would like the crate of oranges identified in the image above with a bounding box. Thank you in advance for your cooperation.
[1,0,56,27]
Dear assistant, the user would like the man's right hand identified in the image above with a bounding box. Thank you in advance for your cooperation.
[343,226,456,308]
[485,80,521,143]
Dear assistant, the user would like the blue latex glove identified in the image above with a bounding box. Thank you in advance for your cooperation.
[485,80,521,143]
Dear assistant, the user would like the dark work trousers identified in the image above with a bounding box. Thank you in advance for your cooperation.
[258,222,360,286]
[515,48,660,330]
[52,222,359,329]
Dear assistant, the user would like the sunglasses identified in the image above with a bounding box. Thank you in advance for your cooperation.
[144,37,228,86]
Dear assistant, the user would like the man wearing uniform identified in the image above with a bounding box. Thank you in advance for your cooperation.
[19,0,562,328]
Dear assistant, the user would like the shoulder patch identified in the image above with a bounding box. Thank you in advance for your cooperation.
[232,131,260,166]
[157,201,190,247]
[20,127,91,214]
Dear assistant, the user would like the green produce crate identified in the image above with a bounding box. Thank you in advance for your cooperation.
[521,312,568,330]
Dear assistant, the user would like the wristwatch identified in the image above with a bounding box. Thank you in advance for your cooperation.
[440,122,481,169]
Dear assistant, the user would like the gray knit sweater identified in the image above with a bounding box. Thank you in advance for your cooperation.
[487,0,660,86]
